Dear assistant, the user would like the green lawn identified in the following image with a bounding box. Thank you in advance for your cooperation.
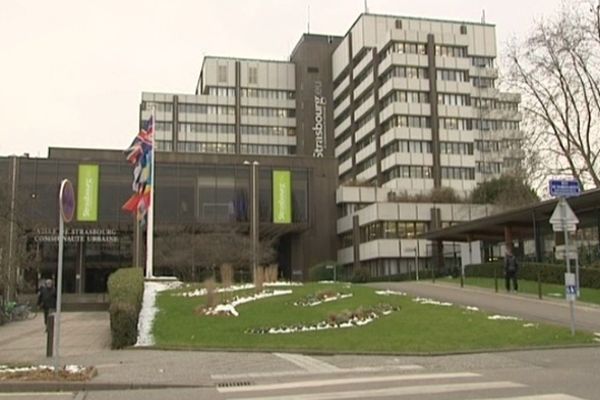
[152,283,596,354]
[439,277,600,306]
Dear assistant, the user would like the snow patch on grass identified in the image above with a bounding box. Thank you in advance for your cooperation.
[202,289,293,317]
[178,282,301,297]
[547,292,563,298]
[488,315,521,321]
[375,290,407,296]
[413,297,453,306]
[464,306,479,312]
[522,323,538,328]
[136,280,182,347]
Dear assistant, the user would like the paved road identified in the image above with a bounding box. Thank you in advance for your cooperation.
[3,348,597,399]
[368,281,600,332]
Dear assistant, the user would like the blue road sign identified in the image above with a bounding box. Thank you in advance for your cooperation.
[549,179,581,198]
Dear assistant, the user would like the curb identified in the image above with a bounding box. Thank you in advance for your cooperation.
[0,381,211,393]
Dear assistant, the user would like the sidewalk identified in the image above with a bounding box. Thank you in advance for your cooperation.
[368,281,600,332]
[0,311,110,364]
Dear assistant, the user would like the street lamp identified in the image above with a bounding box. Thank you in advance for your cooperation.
[244,160,260,283]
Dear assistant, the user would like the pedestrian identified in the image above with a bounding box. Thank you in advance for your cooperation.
[504,248,519,292]
[37,279,56,331]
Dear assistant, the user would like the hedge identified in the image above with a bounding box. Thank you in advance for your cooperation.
[465,262,600,289]
[107,267,144,349]
[309,261,344,281]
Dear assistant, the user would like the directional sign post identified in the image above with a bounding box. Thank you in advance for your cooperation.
[548,179,581,335]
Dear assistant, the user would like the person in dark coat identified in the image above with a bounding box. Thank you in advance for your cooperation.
[504,248,519,292]
[37,279,56,330]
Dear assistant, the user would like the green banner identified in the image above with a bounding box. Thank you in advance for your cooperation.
[77,164,99,221]
[272,170,292,224]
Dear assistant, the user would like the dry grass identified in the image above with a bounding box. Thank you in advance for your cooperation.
[0,367,97,381]
[203,278,218,308]
[254,267,264,293]
[220,263,234,287]
[264,264,278,283]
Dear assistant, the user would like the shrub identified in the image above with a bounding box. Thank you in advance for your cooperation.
[465,261,600,289]
[350,267,371,283]
[107,267,144,349]
[309,261,343,281]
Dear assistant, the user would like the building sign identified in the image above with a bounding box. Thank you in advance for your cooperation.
[313,80,327,158]
[272,170,292,224]
[34,228,118,243]
[77,164,99,221]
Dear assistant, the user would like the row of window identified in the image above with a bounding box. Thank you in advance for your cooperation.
[473,119,520,131]
[360,221,429,242]
[384,165,433,180]
[440,117,473,130]
[435,45,468,58]
[156,140,173,151]
[382,90,430,108]
[241,106,295,118]
[440,141,474,155]
[141,101,173,113]
[179,104,235,115]
[178,122,236,134]
[382,115,432,131]
[240,144,295,155]
[438,93,471,106]
[381,66,429,83]
[356,156,376,173]
[240,88,295,100]
[206,86,237,97]
[384,42,428,57]
[476,161,502,174]
[472,56,495,68]
[472,98,519,111]
[383,140,432,157]
[177,142,236,154]
[437,69,469,82]
[240,125,296,136]
[441,166,475,180]
[472,77,496,89]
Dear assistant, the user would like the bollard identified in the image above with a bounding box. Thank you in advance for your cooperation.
[46,313,55,357]
[538,272,542,300]
[494,267,498,293]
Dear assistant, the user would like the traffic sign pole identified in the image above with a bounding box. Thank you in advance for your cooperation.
[560,198,576,336]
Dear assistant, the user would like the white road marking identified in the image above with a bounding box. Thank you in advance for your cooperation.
[218,371,480,393]
[228,381,524,400]
[272,353,340,372]
[471,395,586,400]
[0,393,73,397]
[211,364,423,380]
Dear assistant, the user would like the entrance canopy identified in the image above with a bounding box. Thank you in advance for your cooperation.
[421,189,600,243]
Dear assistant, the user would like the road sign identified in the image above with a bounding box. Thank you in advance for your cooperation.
[549,179,581,198]
[565,273,577,301]
[549,199,579,232]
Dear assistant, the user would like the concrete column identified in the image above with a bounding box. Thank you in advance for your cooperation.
[352,215,360,272]
[504,225,513,252]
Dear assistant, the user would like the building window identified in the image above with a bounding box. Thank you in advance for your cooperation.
[218,65,228,83]
[395,19,403,29]
[460,25,467,34]
[248,67,258,84]
[307,66,319,73]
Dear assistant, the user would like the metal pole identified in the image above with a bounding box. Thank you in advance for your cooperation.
[145,107,156,278]
[252,162,258,282]
[415,247,419,281]
[54,214,64,371]
[6,156,17,302]
[560,198,576,335]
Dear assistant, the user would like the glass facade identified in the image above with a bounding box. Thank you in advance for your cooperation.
[1,156,312,294]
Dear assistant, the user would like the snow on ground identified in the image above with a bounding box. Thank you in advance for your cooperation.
[547,293,563,297]
[203,289,292,316]
[293,293,352,307]
[0,365,85,374]
[488,315,522,321]
[136,280,182,347]
[178,281,301,297]
[522,323,538,328]
[375,290,407,296]
[412,297,453,306]
[464,306,479,312]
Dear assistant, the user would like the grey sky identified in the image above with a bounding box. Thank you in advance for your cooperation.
[0,0,563,157]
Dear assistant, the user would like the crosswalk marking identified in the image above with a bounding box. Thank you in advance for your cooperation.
[218,371,480,393]
[229,381,525,400]
[272,353,340,372]
[470,395,585,400]
[211,364,423,380]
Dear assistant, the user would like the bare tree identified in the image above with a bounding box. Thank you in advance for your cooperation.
[506,0,600,190]
[154,230,276,282]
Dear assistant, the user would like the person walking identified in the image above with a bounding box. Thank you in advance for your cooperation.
[37,279,56,330]
[504,248,519,292]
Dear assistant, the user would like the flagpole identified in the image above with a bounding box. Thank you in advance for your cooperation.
[145,106,156,278]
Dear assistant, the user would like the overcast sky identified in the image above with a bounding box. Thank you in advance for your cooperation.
[0,0,564,157]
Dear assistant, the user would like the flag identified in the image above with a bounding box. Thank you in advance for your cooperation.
[122,116,154,221]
